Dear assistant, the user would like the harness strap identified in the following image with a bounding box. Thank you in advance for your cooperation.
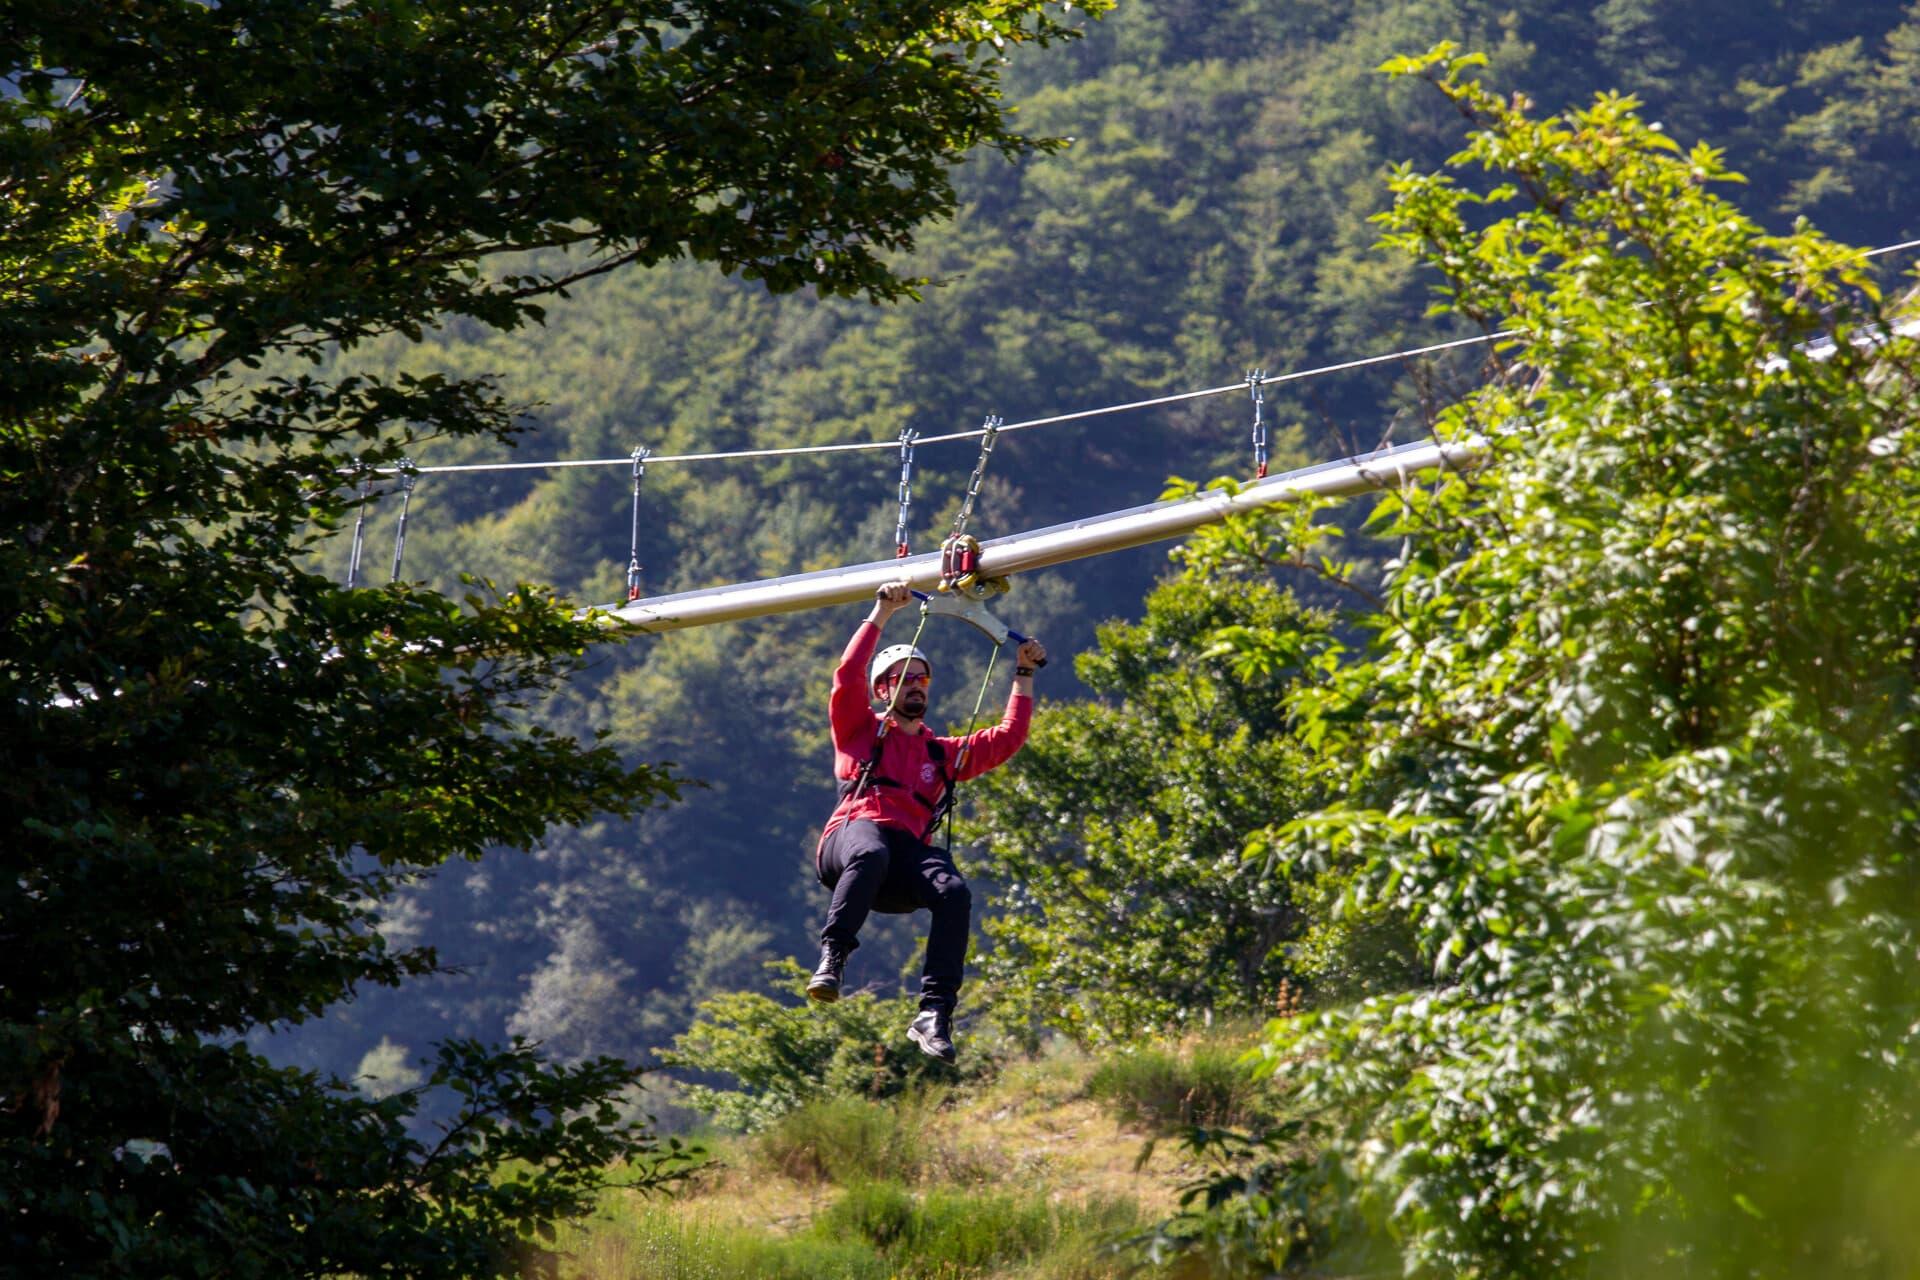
[834,727,956,845]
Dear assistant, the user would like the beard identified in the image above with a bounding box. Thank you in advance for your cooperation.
[896,690,928,719]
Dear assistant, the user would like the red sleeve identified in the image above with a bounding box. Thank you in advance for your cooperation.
[943,689,1032,782]
[830,621,881,757]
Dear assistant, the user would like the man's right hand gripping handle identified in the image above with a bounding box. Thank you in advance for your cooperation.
[867,580,913,627]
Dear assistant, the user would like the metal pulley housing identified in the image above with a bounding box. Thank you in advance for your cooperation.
[936,533,1009,597]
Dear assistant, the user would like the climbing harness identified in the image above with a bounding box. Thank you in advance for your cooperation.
[626,445,650,602]
[938,414,1007,598]
[894,428,919,558]
[345,471,373,589]
[388,461,417,584]
[1248,368,1268,479]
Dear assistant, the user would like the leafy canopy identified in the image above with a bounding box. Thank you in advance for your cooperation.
[1164,44,1920,1278]
[962,570,1411,1046]
[0,1,1102,1273]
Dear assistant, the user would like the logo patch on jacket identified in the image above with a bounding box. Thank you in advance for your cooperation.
[920,762,938,785]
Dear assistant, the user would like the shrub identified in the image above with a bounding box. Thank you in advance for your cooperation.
[820,1180,920,1249]
[663,960,989,1131]
[1087,1040,1269,1133]
[753,1090,996,1186]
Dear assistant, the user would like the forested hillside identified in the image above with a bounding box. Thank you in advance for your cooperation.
[267,0,1920,1096]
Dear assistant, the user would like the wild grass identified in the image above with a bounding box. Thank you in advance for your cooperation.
[557,1179,1141,1279]
[817,1180,1140,1277]
[1084,1033,1271,1134]
[547,1035,1207,1278]
[752,1088,1000,1186]
[556,1201,889,1279]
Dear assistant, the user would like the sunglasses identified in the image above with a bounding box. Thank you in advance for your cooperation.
[878,672,932,688]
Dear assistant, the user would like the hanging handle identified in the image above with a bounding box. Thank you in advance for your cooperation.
[908,589,1047,665]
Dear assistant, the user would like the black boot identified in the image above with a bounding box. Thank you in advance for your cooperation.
[807,939,850,1003]
[907,1007,956,1064]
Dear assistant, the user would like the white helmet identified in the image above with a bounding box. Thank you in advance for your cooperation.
[869,644,931,694]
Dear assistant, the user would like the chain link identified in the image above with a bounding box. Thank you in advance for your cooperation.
[949,414,1002,541]
[1248,369,1268,479]
[626,446,650,601]
[894,429,919,557]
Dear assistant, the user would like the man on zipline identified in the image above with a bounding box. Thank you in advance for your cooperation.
[808,580,1046,1063]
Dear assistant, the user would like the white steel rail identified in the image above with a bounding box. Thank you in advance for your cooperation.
[606,437,1483,633]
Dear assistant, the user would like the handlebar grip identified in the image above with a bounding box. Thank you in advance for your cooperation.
[1007,629,1048,668]
[904,587,1048,667]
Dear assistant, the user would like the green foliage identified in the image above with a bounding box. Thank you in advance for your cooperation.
[1085,1037,1273,1134]
[559,1200,894,1280]
[753,1091,995,1186]
[2,1,1106,1273]
[819,1180,1140,1276]
[1162,45,1920,1277]
[966,571,1412,1043]
[562,1178,1140,1279]
[662,961,984,1131]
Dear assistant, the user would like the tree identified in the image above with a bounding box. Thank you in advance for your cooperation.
[0,1,1104,1272]
[1162,46,1920,1278]
[962,570,1400,1046]
[222,0,1920,1089]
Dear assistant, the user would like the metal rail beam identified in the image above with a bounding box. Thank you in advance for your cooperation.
[607,436,1484,634]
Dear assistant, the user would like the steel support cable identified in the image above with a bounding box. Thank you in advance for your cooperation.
[359,233,1920,480]
[377,331,1516,476]
[388,462,417,583]
[345,472,373,588]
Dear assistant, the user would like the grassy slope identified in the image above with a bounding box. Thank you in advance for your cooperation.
[552,1038,1263,1279]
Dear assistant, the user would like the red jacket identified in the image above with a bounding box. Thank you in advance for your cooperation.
[819,620,1031,854]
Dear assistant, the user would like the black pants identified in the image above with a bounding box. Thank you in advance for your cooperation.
[817,819,971,1013]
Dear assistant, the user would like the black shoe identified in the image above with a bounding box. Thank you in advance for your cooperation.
[907,1008,957,1064]
[807,940,849,1003]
